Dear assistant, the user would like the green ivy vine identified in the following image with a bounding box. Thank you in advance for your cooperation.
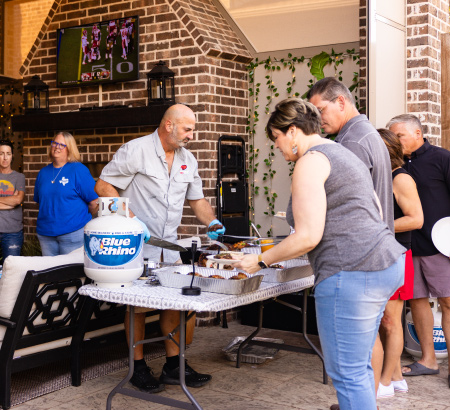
[246,48,360,236]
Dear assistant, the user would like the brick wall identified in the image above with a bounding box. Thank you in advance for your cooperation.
[0,0,4,73]
[358,0,367,114]
[3,0,55,78]
[20,0,252,243]
[406,0,450,146]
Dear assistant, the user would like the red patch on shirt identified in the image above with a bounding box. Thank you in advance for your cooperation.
[181,165,187,170]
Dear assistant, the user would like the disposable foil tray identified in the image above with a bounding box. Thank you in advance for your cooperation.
[197,247,223,255]
[261,258,313,283]
[223,336,284,364]
[242,245,261,254]
[154,265,263,295]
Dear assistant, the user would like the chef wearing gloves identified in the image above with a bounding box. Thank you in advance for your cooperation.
[95,103,225,393]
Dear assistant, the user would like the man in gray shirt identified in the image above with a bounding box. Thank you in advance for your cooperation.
[307,77,394,232]
[96,104,225,393]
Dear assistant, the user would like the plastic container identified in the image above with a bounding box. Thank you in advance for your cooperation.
[404,298,448,362]
[84,197,144,288]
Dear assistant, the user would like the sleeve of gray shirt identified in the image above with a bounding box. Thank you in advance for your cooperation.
[100,143,139,190]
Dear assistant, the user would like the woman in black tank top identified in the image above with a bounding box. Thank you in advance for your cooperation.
[374,129,423,398]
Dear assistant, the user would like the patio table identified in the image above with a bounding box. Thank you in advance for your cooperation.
[79,274,318,410]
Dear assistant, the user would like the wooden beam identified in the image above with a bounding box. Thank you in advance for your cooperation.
[11,104,169,132]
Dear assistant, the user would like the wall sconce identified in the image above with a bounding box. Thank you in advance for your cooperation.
[146,61,175,105]
[23,75,49,114]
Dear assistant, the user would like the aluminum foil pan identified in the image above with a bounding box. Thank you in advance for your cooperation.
[154,265,263,295]
[198,247,223,255]
[261,258,313,283]
[242,245,261,254]
[222,336,284,364]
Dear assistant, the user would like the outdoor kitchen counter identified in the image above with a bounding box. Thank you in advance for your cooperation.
[79,275,316,410]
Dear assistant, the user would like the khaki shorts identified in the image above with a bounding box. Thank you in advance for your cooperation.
[412,253,450,298]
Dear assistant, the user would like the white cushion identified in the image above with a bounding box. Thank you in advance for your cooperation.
[0,247,84,343]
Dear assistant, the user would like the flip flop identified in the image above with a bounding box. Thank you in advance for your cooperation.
[402,361,439,376]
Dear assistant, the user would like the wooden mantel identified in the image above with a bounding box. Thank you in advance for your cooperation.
[11,105,170,132]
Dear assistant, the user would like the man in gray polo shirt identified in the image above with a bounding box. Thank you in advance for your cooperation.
[95,104,225,393]
[307,77,394,231]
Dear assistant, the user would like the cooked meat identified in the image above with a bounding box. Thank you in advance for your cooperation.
[188,272,203,277]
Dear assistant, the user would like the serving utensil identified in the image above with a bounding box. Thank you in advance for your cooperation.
[146,236,187,252]
[210,240,230,252]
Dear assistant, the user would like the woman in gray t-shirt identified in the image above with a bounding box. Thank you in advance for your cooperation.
[0,139,25,264]
[235,98,405,410]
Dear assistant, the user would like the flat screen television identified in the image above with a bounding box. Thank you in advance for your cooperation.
[56,16,139,87]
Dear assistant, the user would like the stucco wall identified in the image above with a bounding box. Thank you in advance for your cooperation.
[3,0,54,78]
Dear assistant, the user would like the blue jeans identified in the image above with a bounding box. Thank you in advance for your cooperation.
[0,230,23,263]
[37,227,84,256]
[314,255,404,410]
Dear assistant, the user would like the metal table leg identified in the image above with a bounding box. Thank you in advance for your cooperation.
[105,306,203,410]
[236,289,328,385]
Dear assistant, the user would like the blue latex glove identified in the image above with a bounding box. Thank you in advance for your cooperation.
[133,216,151,242]
[207,219,226,240]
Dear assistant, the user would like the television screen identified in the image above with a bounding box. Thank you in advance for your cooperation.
[56,16,139,87]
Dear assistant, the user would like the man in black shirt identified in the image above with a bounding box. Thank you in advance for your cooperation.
[388,114,450,381]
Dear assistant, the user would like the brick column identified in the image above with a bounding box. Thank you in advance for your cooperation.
[359,0,367,114]
[0,0,4,73]
[406,0,450,145]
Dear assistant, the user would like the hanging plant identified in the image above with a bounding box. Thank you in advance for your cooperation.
[247,49,360,236]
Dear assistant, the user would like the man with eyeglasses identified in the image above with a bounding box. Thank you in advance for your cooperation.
[307,77,394,231]
[0,139,25,264]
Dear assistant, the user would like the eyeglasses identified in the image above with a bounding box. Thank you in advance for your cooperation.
[51,141,67,149]
[318,96,338,114]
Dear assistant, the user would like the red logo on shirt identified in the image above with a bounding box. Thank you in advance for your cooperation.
[181,165,187,170]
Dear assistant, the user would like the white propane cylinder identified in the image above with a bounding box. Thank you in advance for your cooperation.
[404,298,448,362]
[84,197,144,288]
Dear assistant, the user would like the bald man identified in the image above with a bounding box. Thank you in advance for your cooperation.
[95,104,224,393]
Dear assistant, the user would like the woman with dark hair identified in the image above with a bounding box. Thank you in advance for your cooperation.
[373,128,423,398]
[34,132,98,256]
[235,98,405,410]
[0,139,25,263]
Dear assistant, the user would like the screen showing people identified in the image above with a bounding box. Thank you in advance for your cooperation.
[57,16,138,87]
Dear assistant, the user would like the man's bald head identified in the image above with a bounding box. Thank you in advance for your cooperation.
[159,104,196,152]
[160,104,195,128]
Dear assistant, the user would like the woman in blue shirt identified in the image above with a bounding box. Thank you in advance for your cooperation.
[34,132,98,256]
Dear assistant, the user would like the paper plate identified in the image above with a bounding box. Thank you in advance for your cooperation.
[206,252,244,265]
[431,217,450,257]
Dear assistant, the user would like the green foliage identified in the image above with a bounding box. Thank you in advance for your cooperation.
[310,51,331,81]
[246,49,360,237]
[21,236,43,257]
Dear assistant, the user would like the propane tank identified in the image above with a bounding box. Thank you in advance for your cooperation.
[84,197,144,288]
[404,298,448,362]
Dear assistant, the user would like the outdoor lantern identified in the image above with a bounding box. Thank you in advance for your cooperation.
[146,61,175,105]
[23,75,49,114]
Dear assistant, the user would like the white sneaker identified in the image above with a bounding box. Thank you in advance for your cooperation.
[392,379,408,393]
[377,382,395,398]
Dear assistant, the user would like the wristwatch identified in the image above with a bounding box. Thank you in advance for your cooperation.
[258,254,269,269]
